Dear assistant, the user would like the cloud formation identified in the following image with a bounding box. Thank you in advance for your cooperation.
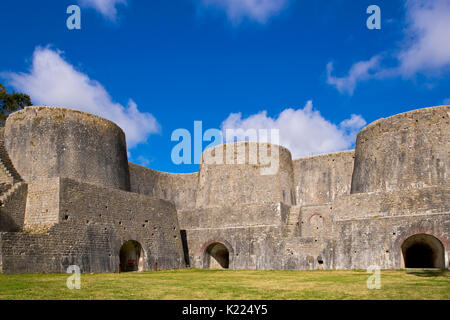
[326,56,382,95]
[2,47,160,148]
[77,0,127,20]
[221,101,366,158]
[199,0,289,24]
[327,0,450,95]
[398,0,450,75]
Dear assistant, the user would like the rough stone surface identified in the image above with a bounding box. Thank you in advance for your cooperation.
[293,150,355,206]
[129,163,198,211]
[351,106,449,194]
[0,105,448,273]
[196,143,295,207]
[4,107,130,191]
[0,178,185,273]
[0,182,27,232]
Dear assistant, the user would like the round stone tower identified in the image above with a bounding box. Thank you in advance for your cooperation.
[351,105,449,194]
[4,106,130,191]
[196,142,295,207]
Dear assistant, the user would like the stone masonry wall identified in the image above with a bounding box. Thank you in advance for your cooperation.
[0,178,186,273]
[178,202,289,230]
[292,150,355,206]
[129,162,198,211]
[332,213,449,269]
[351,105,449,194]
[1,105,448,273]
[24,178,60,231]
[0,182,28,232]
[196,142,295,208]
[4,107,131,191]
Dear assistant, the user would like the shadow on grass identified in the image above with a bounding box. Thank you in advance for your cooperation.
[406,270,449,278]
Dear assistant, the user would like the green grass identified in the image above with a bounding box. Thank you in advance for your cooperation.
[0,269,449,300]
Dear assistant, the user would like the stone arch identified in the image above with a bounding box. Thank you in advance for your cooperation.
[307,212,326,223]
[119,240,145,272]
[401,234,445,269]
[306,212,326,237]
[201,239,234,269]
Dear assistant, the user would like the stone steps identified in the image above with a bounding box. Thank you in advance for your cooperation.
[283,206,301,237]
[0,182,26,207]
[286,206,299,225]
[0,130,25,210]
[0,183,12,195]
[0,130,23,185]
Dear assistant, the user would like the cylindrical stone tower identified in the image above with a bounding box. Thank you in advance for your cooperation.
[4,106,130,191]
[351,105,449,194]
[196,142,295,207]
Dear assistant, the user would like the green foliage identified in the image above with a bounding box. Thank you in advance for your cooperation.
[0,82,32,126]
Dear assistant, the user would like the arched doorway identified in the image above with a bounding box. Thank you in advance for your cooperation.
[203,242,230,269]
[401,234,445,269]
[119,240,144,272]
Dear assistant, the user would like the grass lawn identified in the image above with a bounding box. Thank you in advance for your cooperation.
[0,269,449,300]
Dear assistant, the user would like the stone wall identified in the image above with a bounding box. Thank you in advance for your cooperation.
[129,162,198,211]
[1,105,448,273]
[4,107,130,191]
[183,208,449,271]
[332,213,450,270]
[332,185,449,220]
[180,183,449,270]
[0,165,13,186]
[179,202,289,230]
[185,226,283,270]
[0,178,186,273]
[24,178,60,231]
[292,150,354,206]
[196,142,295,208]
[0,182,28,232]
[351,105,449,194]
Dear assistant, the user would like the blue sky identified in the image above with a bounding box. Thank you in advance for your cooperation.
[1,0,449,173]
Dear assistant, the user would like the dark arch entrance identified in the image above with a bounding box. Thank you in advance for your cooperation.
[402,234,445,269]
[203,242,230,269]
[120,240,144,272]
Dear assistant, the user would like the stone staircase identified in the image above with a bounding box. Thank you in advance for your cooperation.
[0,129,24,207]
[0,130,22,186]
[282,206,301,237]
[0,183,12,195]
[0,182,26,207]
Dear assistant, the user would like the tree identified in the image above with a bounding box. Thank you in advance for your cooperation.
[0,82,32,126]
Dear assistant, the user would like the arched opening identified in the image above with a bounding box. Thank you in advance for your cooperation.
[119,240,144,272]
[402,234,445,269]
[203,242,230,269]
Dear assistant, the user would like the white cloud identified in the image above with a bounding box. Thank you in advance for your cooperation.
[399,0,450,75]
[443,98,450,105]
[326,56,381,95]
[2,47,160,149]
[327,0,450,94]
[199,0,289,24]
[77,0,127,20]
[221,100,366,158]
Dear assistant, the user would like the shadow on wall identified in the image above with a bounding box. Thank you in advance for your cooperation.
[203,242,230,269]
